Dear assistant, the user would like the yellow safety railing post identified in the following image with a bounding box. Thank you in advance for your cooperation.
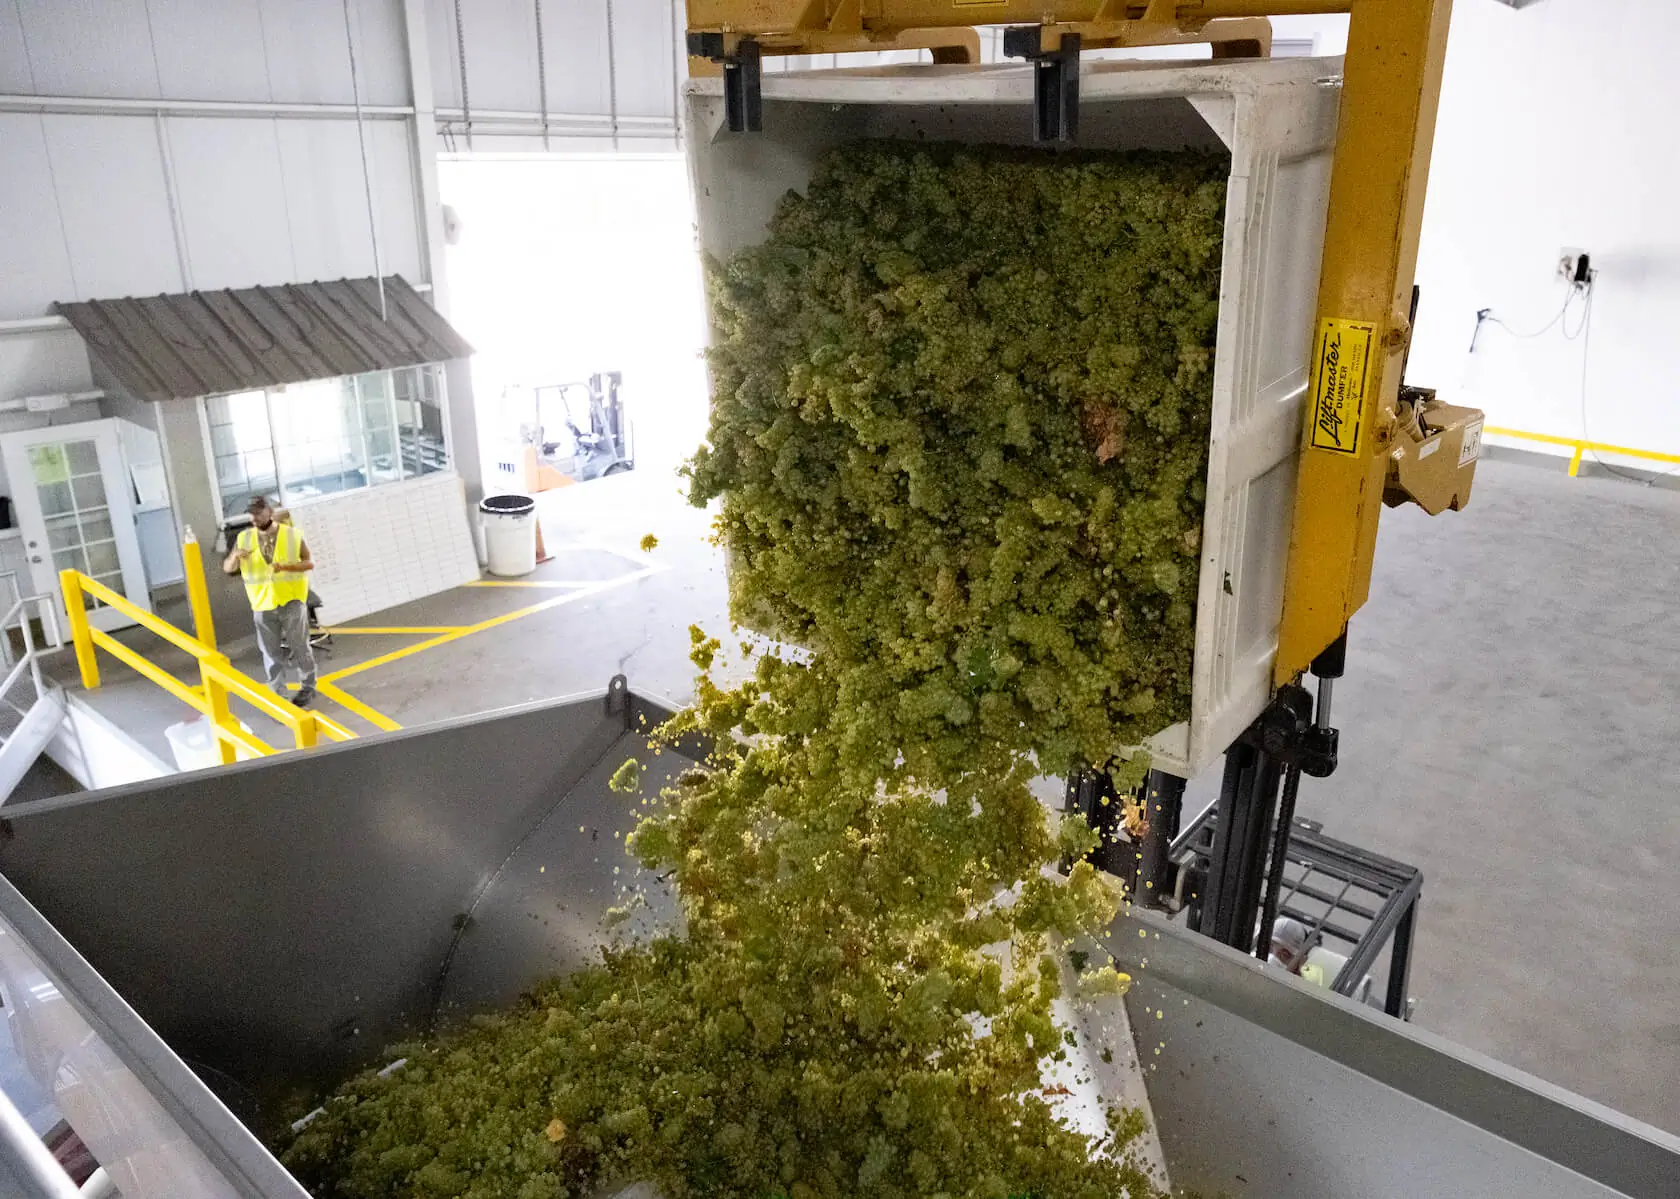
[199,654,239,766]
[181,525,217,651]
[293,710,319,750]
[59,570,99,690]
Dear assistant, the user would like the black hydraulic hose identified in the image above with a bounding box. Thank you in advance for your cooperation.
[1255,761,1303,962]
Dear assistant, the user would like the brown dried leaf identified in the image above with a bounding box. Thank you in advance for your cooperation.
[1082,403,1127,463]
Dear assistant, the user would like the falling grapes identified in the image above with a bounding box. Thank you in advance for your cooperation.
[279,141,1223,1199]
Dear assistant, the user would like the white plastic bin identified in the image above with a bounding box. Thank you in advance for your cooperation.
[164,716,256,771]
[479,494,538,577]
[686,56,1342,780]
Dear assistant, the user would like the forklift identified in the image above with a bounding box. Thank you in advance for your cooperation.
[503,371,634,493]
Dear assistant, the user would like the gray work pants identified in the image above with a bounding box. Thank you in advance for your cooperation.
[253,599,316,691]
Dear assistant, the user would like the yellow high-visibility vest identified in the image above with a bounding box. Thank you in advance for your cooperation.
[238,523,310,611]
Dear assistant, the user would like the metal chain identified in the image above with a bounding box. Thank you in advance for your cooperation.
[453,0,472,150]
[535,0,550,150]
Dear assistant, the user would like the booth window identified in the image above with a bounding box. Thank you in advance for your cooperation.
[203,365,448,520]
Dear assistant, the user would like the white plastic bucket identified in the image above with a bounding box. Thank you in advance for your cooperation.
[480,494,538,577]
[164,716,255,771]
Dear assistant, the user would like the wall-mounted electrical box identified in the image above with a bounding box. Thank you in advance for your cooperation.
[1557,247,1589,284]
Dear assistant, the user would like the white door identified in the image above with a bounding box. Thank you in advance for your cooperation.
[2,420,151,632]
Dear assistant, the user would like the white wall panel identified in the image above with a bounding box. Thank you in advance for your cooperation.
[552,0,614,116]
[0,2,36,93]
[166,118,297,289]
[368,119,426,281]
[40,114,183,299]
[458,0,540,113]
[425,0,461,110]
[609,0,676,119]
[0,333,93,406]
[430,0,635,119]
[275,118,424,284]
[0,115,78,315]
[347,0,411,107]
[260,0,408,107]
[15,0,162,98]
[145,0,271,101]
[1407,0,1680,461]
[260,0,353,105]
[274,120,373,281]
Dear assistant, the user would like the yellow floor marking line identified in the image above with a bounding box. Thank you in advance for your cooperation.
[319,569,660,685]
[319,626,468,635]
[309,709,357,742]
[319,629,469,684]
[269,682,357,741]
[315,681,403,732]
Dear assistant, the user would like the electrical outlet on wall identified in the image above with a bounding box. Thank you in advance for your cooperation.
[1557,247,1587,283]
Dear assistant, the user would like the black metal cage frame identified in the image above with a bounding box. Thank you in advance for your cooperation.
[1171,805,1421,1018]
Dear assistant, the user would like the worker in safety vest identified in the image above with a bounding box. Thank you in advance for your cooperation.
[222,495,316,707]
[1270,917,1331,988]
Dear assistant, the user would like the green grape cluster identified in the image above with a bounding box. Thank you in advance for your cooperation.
[689,142,1224,778]
[282,640,1154,1199]
[279,142,1224,1199]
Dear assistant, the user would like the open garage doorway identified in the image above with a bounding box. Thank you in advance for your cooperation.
[438,154,728,708]
[440,155,709,490]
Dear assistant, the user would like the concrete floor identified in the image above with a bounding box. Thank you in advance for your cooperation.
[25,455,1680,1135]
[1269,455,1680,1133]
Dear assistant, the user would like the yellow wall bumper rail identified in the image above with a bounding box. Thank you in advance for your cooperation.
[1485,425,1680,479]
[60,536,354,765]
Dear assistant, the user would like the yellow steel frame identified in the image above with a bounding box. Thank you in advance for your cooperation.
[686,0,1454,686]
[61,541,356,764]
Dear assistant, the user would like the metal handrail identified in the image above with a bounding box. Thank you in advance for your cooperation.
[0,1081,79,1198]
[0,872,312,1197]
[60,546,355,763]
[0,593,65,712]
[73,573,211,662]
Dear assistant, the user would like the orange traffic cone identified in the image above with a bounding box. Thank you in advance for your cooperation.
[535,515,553,565]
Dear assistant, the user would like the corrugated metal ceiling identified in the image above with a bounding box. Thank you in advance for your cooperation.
[55,276,473,403]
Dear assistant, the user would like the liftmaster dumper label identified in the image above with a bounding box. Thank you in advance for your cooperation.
[1308,317,1376,456]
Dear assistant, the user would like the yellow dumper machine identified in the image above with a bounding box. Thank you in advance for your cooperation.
[0,4,1677,1198]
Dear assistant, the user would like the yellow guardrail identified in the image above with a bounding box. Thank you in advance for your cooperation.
[60,531,354,766]
[1485,425,1680,479]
